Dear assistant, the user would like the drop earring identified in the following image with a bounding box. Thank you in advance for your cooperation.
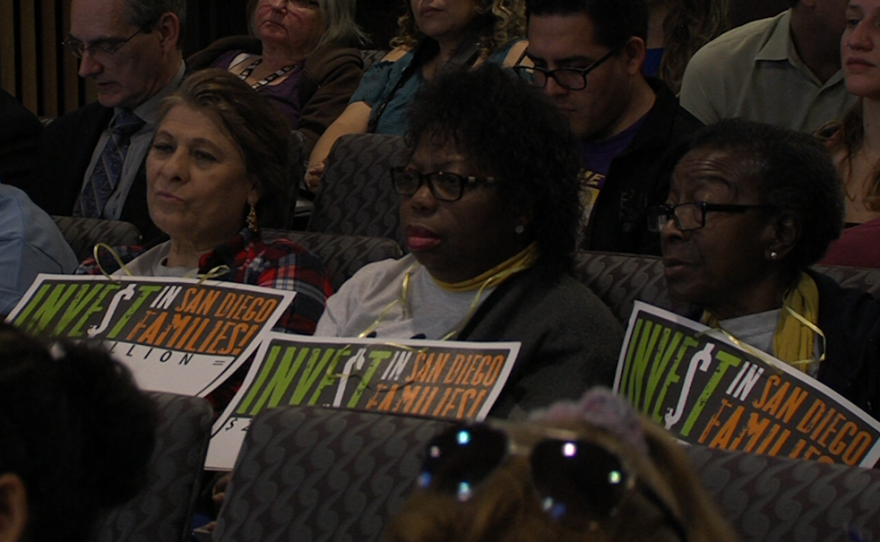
[247,203,258,232]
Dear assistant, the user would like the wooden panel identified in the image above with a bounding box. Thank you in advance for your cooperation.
[0,0,16,97]
[18,0,36,112]
[61,0,79,112]
[40,0,58,116]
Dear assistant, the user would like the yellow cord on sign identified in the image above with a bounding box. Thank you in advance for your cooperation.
[91,243,230,284]
[93,243,134,282]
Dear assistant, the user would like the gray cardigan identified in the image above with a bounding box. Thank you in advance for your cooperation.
[458,267,624,419]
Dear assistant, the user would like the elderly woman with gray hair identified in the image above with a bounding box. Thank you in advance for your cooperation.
[187,0,367,152]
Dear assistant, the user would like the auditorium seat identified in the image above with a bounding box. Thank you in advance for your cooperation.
[307,133,407,247]
[576,251,880,325]
[214,405,880,542]
[97,392,213,542]
[52,215,142,263]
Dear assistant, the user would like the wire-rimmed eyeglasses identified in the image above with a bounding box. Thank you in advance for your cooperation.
[390,166,500,202]
[62,28,142,60]
[513,44,623,91]
[647,202,776,232]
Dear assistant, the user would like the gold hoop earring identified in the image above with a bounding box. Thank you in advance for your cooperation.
[247,203,258,232]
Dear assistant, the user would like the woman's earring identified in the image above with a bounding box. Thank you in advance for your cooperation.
[247,203,258,232]
[515,224,525,235]
[769,250,778,260]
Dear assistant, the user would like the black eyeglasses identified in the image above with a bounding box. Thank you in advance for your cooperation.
[62,28,142,60]
[390,166,499,202]
[513,45,623,91]
[647,202,776,232]
[417,423,689,541]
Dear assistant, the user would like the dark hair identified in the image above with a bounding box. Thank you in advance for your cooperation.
[658,0,729,94]
[525,0,648,46]
[689,119,845,271]
[0,322,157,542]
[404,63,581,273]
[158,69,293,229]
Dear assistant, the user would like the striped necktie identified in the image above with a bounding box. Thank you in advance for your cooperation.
[74,110,145,218]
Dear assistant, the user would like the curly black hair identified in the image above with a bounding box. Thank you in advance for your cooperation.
[0,322,157,542]
[688,119,845,271]
[404,63,581,273]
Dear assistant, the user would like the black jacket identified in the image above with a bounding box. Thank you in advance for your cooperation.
[812,270,880,420]
[459,266,624,419]
[0,90,43,187]
[583,78,703,255]
[14,102,160,241]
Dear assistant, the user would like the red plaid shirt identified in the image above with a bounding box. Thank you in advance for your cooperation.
[76,229,333,413]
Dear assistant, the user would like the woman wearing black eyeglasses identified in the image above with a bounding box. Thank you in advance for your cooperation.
[654,119,880,421]
[384,388,738,542]
[315,65,623,418]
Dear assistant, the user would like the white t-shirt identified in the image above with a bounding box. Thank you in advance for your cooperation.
[315,254,497,340]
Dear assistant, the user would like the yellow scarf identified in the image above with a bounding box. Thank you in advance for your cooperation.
[700,272,824,373]
[433,242,539,292]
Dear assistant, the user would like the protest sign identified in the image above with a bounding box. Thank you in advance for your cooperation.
[206,333,521,469]
[6,274,294,397]
[614,302,880,467]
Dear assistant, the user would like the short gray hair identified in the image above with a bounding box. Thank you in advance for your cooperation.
[124,0,187,44]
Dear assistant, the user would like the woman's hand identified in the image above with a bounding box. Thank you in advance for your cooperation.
[305,160,326,192]
[213,472,232,511]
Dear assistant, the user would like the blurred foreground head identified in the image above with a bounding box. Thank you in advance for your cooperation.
[0,322,157,542]
[384,388,738,542]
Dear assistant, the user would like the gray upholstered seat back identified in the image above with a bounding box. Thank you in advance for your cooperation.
[576,250,880,324]
[307,133,408,247]
[262,230,403,291]
[97,392,213,542]
[52,215,141,263]
[688,445,880,542]
[213,406,453,542]
[214,405,880,542]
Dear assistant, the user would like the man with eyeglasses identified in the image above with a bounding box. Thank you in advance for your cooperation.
[17,0,186,241]
[517,0,702,255]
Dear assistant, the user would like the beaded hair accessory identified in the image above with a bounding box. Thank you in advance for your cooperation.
[529,387,649,456]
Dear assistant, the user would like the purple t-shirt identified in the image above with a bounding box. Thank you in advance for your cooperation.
[577,115,647,226]
[212,50,304,130]
[579,116,646,189]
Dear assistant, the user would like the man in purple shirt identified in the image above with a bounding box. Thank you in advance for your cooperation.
[517,0,703,254]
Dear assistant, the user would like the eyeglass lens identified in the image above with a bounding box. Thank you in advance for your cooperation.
[529,68,588,91]
[62,29,140,60]
[393,169,464,201]
[648,204,705,232]
[530,439,628,530]
[418,425,629,525]
[418,425,507,501]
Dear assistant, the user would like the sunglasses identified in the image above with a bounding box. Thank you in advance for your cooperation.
[416,422,689,542]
